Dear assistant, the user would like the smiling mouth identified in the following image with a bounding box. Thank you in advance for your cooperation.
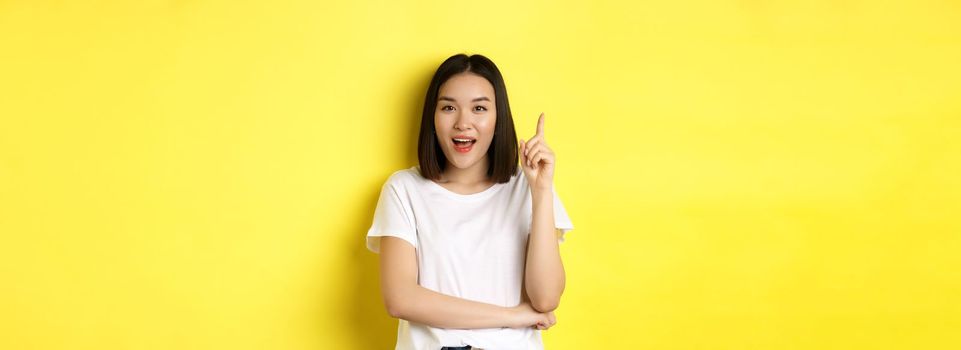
[452,138,477,147]
[452,138,476,153]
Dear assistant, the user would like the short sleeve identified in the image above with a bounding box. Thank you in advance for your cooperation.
[553,187,575,243]
[366,174,418,254]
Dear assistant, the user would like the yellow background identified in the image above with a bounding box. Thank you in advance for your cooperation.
[1,0,959,349]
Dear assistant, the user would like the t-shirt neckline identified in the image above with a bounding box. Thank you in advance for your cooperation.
[413,166,505,200]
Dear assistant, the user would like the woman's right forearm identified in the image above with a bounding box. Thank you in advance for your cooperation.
[389,284,515,329]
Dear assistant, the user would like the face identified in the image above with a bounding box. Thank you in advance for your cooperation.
[434,72,497,171]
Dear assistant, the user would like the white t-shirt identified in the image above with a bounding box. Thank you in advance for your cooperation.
[366,166,574,350]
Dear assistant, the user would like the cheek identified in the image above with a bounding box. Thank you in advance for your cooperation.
[480,116,497,137]
[434,119,451,138]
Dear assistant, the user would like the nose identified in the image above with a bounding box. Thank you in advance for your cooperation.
[454,112,472,130]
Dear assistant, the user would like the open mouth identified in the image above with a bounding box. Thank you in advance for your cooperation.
[452,137,476,153]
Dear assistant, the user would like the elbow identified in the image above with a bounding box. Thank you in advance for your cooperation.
[527,282,564,313]
[383,291,409,319]
[383,283,418,319]
[386,304,404,319]
[385,299,406,319]
[530,297,560,313]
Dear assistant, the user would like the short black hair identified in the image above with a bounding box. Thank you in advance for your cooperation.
[417,53,519,183]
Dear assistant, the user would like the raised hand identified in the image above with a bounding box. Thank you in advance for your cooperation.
[519,112,555,192]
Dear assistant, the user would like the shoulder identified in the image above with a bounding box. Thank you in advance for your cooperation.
[384,166,426,189]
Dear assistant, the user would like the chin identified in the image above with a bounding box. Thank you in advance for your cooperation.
[444,153,484,170]
[442,144,490,170]
[448,158,480,169]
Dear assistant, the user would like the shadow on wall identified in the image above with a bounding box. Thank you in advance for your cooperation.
[334,59,438,348]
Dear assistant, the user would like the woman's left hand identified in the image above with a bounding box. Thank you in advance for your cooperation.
[520,112,555,193]
[535,311,557,330]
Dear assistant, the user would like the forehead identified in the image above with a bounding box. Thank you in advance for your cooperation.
[438,73,494,100]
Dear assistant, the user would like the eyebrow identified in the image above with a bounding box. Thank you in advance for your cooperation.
[438,96,491,103]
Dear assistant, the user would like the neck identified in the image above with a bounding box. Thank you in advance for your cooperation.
[440,156,490,185]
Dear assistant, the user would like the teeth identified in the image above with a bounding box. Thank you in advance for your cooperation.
[454,138,473,142]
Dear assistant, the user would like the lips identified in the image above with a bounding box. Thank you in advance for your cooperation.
[452,135,476,153]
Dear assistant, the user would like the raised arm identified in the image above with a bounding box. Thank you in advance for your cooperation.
[378,236,551,329]
[519,112,566,313]
[523,190,566,313]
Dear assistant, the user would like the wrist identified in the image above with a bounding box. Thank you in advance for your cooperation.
[504,304,520,328]
[531,185,553,197]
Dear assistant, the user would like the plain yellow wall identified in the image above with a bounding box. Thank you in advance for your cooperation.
[1,0,959,349]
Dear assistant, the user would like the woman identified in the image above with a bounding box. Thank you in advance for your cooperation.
[366,53,574,350]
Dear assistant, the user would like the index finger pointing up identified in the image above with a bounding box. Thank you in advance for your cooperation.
[537,112,546,137]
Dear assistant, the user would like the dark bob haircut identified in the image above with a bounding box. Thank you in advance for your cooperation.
[417,53,519,183]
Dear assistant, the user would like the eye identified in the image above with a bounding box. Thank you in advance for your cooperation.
[474,106,488,112]
[440,105,454,111]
